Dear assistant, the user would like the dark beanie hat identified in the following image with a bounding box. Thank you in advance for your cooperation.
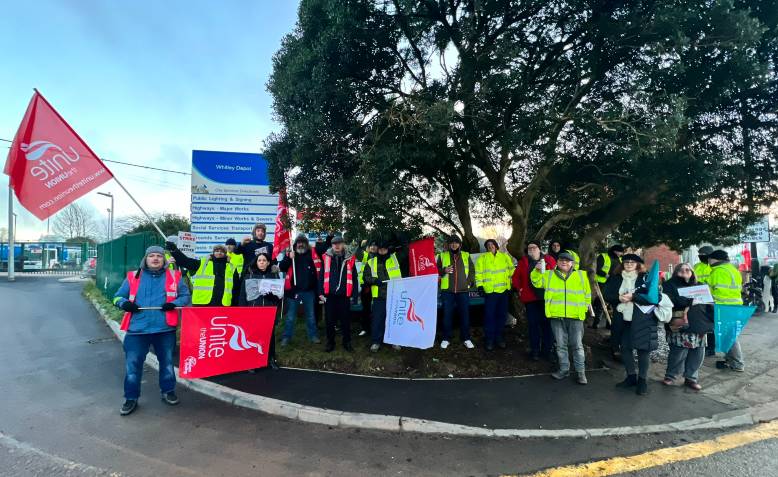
[225,238,237,246]
[609,244,625,253]
[709,250,729,261]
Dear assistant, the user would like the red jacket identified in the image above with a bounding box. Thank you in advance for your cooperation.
[512,254,557,303]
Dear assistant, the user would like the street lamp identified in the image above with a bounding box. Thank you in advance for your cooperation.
[97,192,114,241]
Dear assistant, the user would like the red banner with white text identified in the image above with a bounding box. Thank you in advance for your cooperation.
[4,91,113,220]
[409,237,439,276]
[179,307,276,379]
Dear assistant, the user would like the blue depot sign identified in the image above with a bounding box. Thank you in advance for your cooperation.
[190,150,278,255]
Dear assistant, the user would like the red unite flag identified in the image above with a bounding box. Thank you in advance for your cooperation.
[273,188,291,259]
[4,91,113,220]
[409,237,439,276]
[178,307,276,379]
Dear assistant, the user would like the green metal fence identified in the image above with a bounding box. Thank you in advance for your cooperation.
[96,232,163,299]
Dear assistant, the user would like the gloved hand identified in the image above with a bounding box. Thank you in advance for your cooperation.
[120,301,140,313]
[161,302,177,311]
[165,241,177,252]
[271,264,280,274]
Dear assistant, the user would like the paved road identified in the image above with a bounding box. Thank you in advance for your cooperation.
[621,438,778,477]
[0,277,770,477]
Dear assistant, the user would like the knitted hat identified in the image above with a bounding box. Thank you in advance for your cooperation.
[447,235,462,244]
[225,238,237,246]
[698,245,714,256]
[138,245,167,273]
[609,244,625,253]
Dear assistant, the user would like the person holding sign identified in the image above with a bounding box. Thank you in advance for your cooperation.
[708,250,745,372]
[239,252,282,370]
[113,246,191,416]
[661,264,713,391]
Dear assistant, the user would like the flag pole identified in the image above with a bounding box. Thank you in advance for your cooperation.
[7,184,15,282]
[111,175,167,240]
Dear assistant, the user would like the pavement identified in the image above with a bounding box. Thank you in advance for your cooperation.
[96,295,778,437]
[3,276,778,476]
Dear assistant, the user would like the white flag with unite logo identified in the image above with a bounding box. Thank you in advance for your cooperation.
[384,275,439,349]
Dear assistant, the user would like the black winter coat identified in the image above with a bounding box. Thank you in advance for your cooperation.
[279,251,320,295]
[662,276,714,335]
[238,268,281,307]
[604,273,659,351]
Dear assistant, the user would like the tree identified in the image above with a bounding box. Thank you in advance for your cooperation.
[116,213,190,238]
[53,203,98,240]
[268,0,778,265]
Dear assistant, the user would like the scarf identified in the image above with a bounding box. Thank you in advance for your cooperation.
[617,270,638,322]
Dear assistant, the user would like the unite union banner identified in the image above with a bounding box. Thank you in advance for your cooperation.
[384,274,438,349]
[4,91,113,220]
[179,307,276,379]
[409,237,439,276]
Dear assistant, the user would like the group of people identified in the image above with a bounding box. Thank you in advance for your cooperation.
[111,223,746,416]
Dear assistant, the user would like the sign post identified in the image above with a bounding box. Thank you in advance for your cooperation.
[190,150,278,256]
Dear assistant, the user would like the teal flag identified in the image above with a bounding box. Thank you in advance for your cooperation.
[636,260,660,305]
[714,305,756,353]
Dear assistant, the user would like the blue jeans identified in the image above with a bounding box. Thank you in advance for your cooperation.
[283,290,318,341]
[123,331,176,400]
[441,292,471,341]
[526,300,553,355]
[371,298,387,345]
[483,291,509,344]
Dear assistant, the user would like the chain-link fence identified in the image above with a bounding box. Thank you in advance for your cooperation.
[96,231,163,299]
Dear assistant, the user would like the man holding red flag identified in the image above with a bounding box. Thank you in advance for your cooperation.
[4,90,113,219]
[113,246,191,416]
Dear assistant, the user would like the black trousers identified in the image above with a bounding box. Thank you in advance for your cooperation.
[360,286,372,333]
[325,295,352,346]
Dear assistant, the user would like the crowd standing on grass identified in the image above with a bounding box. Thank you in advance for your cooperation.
[112,222,751,415]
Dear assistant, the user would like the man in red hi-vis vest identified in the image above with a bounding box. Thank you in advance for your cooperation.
[279,234,322,346]
[319,234,358,352]
[113,246,191,416]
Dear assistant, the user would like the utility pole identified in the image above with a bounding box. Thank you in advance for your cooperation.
[7,185,14,281]
[97,192,114,241]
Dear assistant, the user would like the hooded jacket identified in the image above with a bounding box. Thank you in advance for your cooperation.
[319,247,358,297]
[233,224,275,272]
[279,239,320,294]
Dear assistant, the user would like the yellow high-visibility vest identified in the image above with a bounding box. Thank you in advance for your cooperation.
[367,254,401,298]
[439,251,470,290]
[191,257,235,306]
[530,268,592,320]
[475,252,514,293]
[708,262,743,305]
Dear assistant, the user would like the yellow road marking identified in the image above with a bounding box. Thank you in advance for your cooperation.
[517,420,778,477]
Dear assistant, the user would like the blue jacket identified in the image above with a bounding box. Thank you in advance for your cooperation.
[114,268,191,335]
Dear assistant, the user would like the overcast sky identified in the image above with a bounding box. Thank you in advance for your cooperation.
[1,0,299,240]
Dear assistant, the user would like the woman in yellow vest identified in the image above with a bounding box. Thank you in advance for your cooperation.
[530,252,591,384]
[475,239,515,351]
[362,240,402,352]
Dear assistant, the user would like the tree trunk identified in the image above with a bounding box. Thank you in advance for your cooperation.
[451,189,479,253]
